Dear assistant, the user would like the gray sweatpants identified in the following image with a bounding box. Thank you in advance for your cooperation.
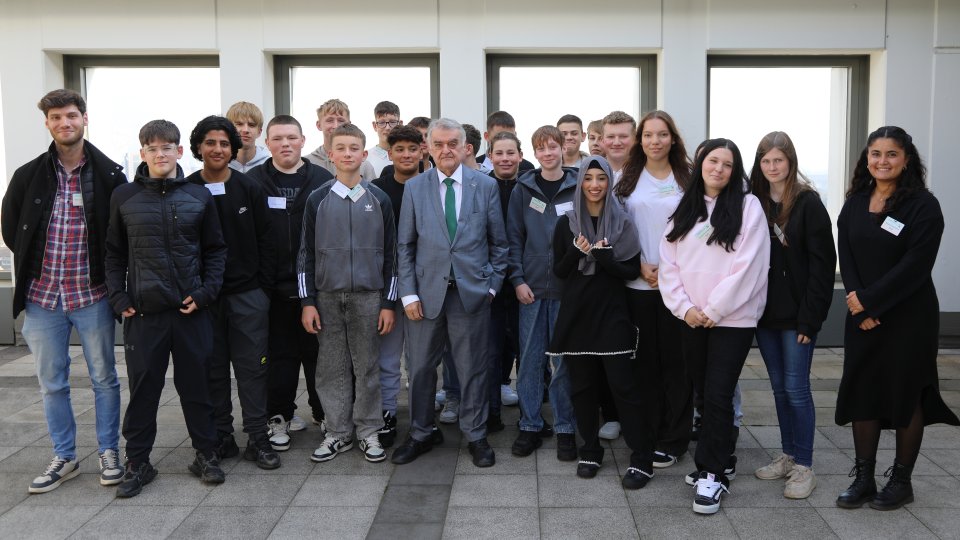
[313,291,383,440]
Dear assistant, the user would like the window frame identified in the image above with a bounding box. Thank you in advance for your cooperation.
[485,53,658,119]
[273,54,441,118]
[64,55,221,95]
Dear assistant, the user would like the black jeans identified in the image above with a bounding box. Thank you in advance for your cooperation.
[267,294,323,421]
[681,325,754,479]
[488,285,519,414]
[122,309,217,463]
[567,353,654,470]
[627,289,692,456]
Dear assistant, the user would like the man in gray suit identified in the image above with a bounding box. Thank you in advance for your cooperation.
[391,118,509,467]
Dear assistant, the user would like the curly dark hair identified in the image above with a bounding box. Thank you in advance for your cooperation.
[846,125,927,213]
[189,115,242,162]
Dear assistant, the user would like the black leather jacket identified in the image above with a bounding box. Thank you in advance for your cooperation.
[104,163,226,315]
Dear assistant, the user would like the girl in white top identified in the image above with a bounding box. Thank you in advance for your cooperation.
[615,110,693,469]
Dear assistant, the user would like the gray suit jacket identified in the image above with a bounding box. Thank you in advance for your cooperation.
[397,166,509,319]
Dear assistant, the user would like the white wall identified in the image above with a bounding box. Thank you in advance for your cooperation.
[1,0,958,312]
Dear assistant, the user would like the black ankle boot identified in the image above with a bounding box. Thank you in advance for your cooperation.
[869,461,914,510]
[836,457,877,508]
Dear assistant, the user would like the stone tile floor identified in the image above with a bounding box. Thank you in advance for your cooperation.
[0,345,958,539]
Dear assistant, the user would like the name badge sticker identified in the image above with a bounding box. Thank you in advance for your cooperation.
[880,216,905,236]
[529,198,547,214]
[554,201,574,216]
[71,193,83,207]
[205,183,226,196]
[267,196,287,210]
[348,185,366,203]
[695,223,713,241]
[656,183,678,197]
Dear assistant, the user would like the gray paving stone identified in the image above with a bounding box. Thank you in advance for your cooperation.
[920,447,960,476]
[0,503,100,539]
[907,474,960,508]
[815,507,938,539]
[449,474,537,507]
[19,473,115,507]
[268,505,376,540]
[906,508,960,540]
[538,474,628,508]
[725,507,839,539]
[631,506,739,539]
[291,474,388,507]
[919,426,960,449]
[541,507,640,540]
[111,472,215,507]
[817,425,896,450]
[308,446,394,476]
[72,505,194,539]
[0,471,32,509]
[372,485,450,523]
[200,473,306,507]
[366,522,443,540]
[387,447,458,485]
[809,449,857,475]
[0,422,48,446]
[168,505,285,540]
[0,445,96,473]
[624,474,695,508]
[455,447,537,475]
[442,506,539,539]
[719,474,815,509]
[805,474,867,508]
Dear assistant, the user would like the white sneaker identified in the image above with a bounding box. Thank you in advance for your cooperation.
[439,399,460,424]
[693,472,729,515]
[267,415,291,451]
[435,390,446,412]
[311,435,354,462]
[360,435,387,463]
[98,449,124,486]
[500,384,519,406]
[29,456,80,493]
[288,415,307,432]
[598,421,621,440]
[755,453,795,480]
[784,464,817,499]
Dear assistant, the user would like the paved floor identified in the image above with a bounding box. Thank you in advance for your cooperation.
[0,345,958,539]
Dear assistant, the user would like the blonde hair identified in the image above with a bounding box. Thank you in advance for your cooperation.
[317,98,350,119]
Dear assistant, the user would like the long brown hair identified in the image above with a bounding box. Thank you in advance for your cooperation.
[749,131,813,239]
[616,110,692,198]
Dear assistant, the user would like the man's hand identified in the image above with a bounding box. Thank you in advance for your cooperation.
[515,283,535,304]
[640,263,659,288]
[378,308,395,335]
[859,317,880,331]
[846,291,865,316]
[301,305,322,334]
[797,333,812,345]
[121,307,136,318]
[179,295,197,314]
[405,301,424,321]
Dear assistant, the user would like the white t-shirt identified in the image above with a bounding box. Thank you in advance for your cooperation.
[622,168,683,291]
[366,145,391,177]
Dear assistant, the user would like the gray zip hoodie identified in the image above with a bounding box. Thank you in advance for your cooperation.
[506,168,578,300]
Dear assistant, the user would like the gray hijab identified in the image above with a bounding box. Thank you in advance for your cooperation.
[566,156,642,275]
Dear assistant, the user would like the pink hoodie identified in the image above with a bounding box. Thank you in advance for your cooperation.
[658,194,770,328]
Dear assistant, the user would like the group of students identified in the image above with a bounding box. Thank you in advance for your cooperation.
[3,88,957,517]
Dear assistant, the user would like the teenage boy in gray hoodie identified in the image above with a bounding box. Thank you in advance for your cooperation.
[298,124,397,464]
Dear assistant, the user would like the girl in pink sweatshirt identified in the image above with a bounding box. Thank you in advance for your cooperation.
[658,138,769,515]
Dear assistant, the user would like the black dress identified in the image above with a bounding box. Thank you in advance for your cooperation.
[835,190,959,428]
[546,215,642,357]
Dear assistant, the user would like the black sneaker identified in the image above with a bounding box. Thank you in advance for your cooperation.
[115,461,158,498]
[652,451,678,468]
[556,433,577,462]
[217,433,240,459]
[622,466,654,490]
[487,413,505,433]
[188,451,226,484]
[511,430,542,457]
[430,425,445,446]
[378,410,398,448]
[577,460,601,479]
[693,471,729,515]
[244,434,281,470]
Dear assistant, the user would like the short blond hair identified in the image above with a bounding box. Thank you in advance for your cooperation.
[317,99,350,119]
[225,101,264,128]
[601,111,636,134]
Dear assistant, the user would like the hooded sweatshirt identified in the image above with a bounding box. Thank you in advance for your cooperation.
[658,193,769,327]
[229,145,271,174]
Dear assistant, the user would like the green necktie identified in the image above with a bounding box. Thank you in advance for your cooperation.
[443,177,457,240]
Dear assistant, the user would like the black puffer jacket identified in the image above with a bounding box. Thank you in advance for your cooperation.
[104,163,227,315]
[1,141,125,317]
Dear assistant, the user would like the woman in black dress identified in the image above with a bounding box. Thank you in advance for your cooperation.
[835,126,960,511]
[546,157,650,489]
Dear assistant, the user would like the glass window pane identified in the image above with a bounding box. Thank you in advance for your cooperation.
[85,67,221,180]
[709,66,848,248]
[289,66,433,154]
[498,66,640,166]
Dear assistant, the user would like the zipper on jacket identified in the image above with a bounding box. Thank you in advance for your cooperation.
[349,199,355,291]
[160,184,179,304]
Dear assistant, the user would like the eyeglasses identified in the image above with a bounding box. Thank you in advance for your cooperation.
[375,120,400,128]
[143,144,178,156]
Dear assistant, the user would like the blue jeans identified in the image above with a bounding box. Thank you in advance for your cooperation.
[517,299,574,434]
[755,328,816,467]
[22,299,120,459]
